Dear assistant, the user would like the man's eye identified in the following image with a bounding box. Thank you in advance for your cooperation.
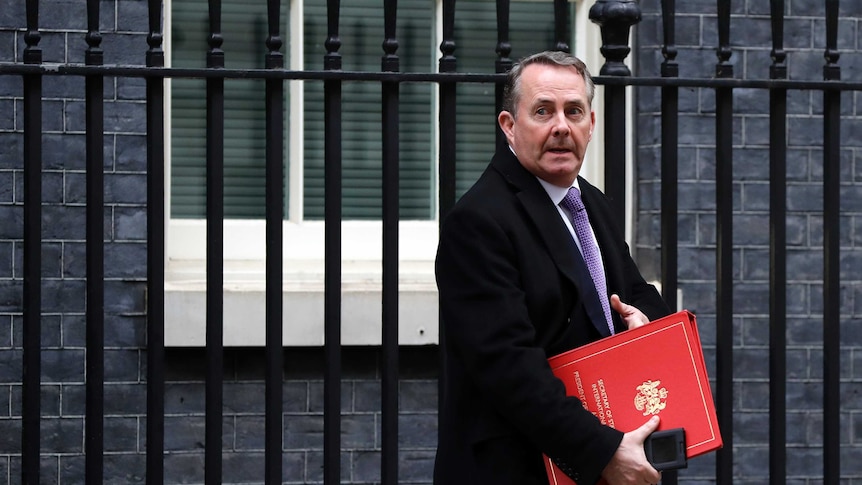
[567,108,583,117]
[536,108,548,115]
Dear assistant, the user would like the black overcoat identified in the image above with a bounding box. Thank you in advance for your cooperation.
[434,147,670,485]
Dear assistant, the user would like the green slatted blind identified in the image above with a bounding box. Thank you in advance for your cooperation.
[454,0,570,198]
[171,0,285,219]
[171,0,572,220]
[302,0,435,220]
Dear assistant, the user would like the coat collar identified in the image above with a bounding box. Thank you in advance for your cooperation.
[489,148,614,338]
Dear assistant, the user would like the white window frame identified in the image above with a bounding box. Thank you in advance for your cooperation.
[162,0,618,346]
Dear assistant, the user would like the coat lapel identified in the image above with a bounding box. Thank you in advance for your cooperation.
[490,150,614,338]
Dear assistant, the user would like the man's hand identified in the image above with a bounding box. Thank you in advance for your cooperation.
[610,294,651,330]
[601,415,662,485]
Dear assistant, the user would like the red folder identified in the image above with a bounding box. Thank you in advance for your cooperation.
[544,310,722,485]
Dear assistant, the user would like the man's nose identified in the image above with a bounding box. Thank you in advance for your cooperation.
[552,113,570,136]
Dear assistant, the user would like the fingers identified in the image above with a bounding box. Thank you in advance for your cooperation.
[637,417,662,483]
[634,415,661,442]
[610,293,626,314]
[602,416,661,484]
[610,294,651,330]
[608,416,662,484]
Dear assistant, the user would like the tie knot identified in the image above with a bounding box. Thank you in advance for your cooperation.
[561,187,585,213]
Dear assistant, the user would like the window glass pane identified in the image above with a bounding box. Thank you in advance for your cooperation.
[171,0,288,219]
[303,0,435,220]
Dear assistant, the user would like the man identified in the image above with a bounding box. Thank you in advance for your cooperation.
[434,51,671,485]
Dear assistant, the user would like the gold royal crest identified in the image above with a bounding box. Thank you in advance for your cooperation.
[634,380,668,416]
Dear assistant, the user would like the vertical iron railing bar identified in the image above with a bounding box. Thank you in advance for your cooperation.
[494,0,511,151]
[822,1,841,482]
[381,0,400,482]
[589,0,640,227]
[438,0,457,219]
[323,0,343,479]
[767,2,787,483]
[659,0,678,321]
[552,0,570,53]
[145,1,166,483]
[205,1,226,483]
[85,0,105,481]
[264,0,285,482]
[658,1,679,481]
[714,3,734,484]
[21,1,42,483]
[437,0,457,427]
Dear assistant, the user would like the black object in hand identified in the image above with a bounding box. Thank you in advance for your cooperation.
[644,428,687,471]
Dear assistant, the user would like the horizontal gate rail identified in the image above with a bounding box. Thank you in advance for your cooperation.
[5,62,862,92]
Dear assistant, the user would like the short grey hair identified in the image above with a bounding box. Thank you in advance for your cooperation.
[501,50,595,116]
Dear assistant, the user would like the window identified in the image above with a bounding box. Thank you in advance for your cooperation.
[164,0,604,345]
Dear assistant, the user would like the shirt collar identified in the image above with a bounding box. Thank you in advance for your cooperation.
[537,176,581,207]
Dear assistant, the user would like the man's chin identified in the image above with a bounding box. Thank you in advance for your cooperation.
[541,169,580,187]
[543,159,581,176]
[543,153,579,163]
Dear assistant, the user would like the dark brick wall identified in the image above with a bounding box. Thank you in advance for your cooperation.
[2,0,862,484]
[151,347,439,484]
[634,2,862,483]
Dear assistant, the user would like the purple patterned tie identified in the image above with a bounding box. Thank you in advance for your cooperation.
[561,187,614,335]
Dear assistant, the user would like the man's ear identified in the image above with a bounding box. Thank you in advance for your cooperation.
[498,110,515,141]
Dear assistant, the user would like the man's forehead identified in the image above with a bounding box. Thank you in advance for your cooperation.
[522,62,583,80]
[529,93,589,104]
[522,88,590,108]
[521,66,586,92]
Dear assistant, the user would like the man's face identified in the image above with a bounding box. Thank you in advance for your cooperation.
[498,63,595,188]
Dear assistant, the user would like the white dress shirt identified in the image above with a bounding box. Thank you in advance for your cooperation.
[536,176,605,265]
